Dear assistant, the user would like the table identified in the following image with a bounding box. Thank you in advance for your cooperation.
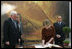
[16,43,63,48]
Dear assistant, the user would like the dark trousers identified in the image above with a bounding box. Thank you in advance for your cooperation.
[55,40,64,48]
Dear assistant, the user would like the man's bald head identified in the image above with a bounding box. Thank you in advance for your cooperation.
[57,16,62,22]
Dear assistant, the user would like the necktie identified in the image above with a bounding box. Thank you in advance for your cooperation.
[13,20,17,28]
[59,22,61,25]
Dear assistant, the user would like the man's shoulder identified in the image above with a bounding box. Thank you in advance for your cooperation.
[62,22,65,24]
[4,18,11,23]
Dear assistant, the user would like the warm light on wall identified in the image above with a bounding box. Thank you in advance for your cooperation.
[1,3,16,15]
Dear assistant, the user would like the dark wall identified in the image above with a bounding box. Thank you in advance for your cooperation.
[55,1,69,26]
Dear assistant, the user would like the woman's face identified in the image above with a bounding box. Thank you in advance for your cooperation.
[45,24,49,28]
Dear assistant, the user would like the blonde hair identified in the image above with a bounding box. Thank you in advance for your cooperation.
[43,19,50,26]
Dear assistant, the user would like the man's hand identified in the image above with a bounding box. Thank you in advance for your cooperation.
[5,41,10,45]
[18,39,21,43]
[56,34,61,38]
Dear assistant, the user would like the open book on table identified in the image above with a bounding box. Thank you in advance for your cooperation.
[34,43,62,48]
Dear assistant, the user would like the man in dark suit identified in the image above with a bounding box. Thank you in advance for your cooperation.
[53,16,66,47]
[3,11,21,48]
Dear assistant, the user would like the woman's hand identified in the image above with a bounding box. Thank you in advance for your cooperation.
[42,40,45,47]
[46,42,50,45]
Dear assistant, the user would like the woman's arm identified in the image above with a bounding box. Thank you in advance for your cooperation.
[48,37,54,43]
[46,37,54,45]
[42,40,45,46]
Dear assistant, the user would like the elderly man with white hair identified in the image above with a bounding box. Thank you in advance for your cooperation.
[3,10,21,48]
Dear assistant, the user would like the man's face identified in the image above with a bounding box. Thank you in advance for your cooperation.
[11,14,18,21]
[16,15,20,22]
[57,16,62,22]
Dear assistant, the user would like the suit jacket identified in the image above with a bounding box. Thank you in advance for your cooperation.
[53,22,66,41]
[42,25,55,44]
[3,18,21,45]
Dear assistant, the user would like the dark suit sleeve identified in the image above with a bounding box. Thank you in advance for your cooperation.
[53,23,57,35]
[3,20,10,42]
[61,22,66,41]
[18,24,22,39]
[18,31,21,39]
[52,26,55,38]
